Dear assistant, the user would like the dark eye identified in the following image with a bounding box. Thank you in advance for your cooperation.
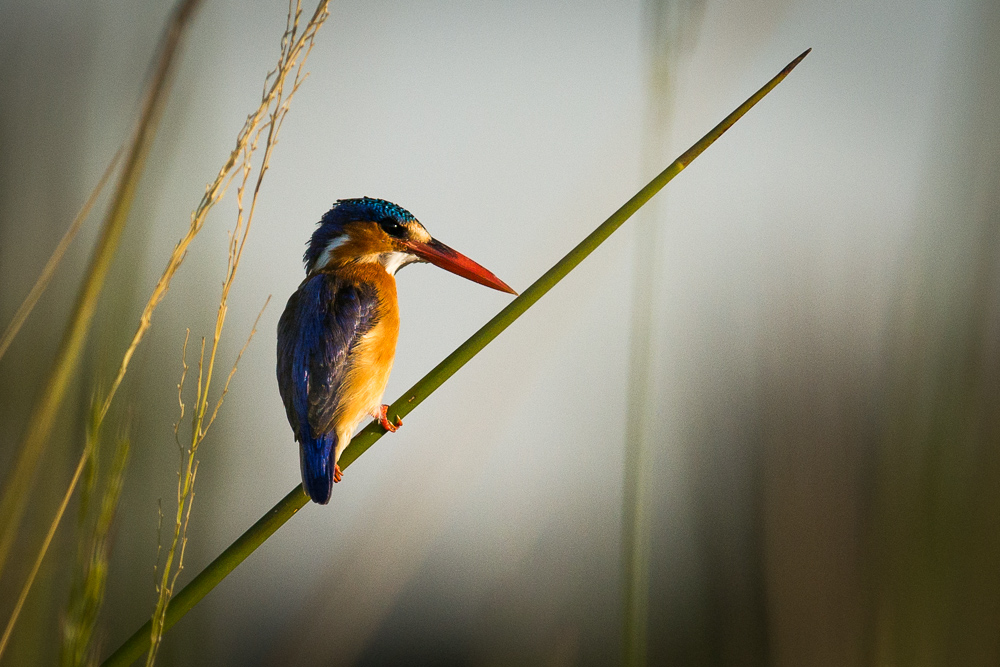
[379,218,407,239]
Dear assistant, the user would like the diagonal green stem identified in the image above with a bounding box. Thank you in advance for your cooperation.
[101,48,810,667]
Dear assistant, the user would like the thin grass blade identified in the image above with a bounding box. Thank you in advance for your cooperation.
[0,0,203,581]
[0,435,96,662]
[0,147,124,363]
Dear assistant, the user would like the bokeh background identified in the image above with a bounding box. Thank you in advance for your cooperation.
[2,0,999,664]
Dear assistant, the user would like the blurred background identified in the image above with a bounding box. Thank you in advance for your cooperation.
[2,0,999,664]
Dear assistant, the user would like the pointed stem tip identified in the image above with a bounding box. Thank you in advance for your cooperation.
[788,48,812,72]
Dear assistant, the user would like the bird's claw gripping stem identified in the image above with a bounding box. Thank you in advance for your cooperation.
[377,404,402,432]
[333,464,343,483]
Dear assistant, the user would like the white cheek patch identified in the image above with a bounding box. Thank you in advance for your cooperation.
[411,224,432,244]
[312,235,348,272]
[379,251,419,275]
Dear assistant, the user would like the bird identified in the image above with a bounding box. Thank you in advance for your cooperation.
[277,197,517,504]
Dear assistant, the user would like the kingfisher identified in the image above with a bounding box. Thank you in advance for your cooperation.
[277,197,516,504]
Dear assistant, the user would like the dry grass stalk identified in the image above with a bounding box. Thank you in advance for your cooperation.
[146,306,268,666]
[0,0,326,656]
[96,0,329,428]
[0,147,124,363]
[144,4,323,662]
[0,0,203,582]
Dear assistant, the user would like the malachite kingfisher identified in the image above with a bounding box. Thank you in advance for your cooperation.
[277,197,517,504]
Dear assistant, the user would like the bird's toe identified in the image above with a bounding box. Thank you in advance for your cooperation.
[377,404,402,433]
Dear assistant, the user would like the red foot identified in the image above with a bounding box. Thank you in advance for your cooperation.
[333,464,343,483]
[376,404,402,433]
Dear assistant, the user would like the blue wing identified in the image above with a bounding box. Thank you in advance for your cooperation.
[276,273,378,503]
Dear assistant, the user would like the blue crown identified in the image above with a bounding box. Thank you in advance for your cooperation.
[304,197,417,269]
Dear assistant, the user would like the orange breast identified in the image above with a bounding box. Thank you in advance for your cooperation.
[331,262,400,442]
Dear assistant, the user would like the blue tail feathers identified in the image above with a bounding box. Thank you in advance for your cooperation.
[299,430,338,504]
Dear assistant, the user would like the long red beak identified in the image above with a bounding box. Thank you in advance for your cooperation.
[405,238,517,295]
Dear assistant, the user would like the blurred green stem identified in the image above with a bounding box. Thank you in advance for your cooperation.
[101,49,810,667]
[622,2,703,662]
[0,0,203,581]
[0,147,123,364]
[0,434,95,662]
[61,424,131,667]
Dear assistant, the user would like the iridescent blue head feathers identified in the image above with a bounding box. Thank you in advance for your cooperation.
[304,197,418,272]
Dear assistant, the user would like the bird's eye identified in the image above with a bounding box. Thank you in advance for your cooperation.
[379,219,407,239]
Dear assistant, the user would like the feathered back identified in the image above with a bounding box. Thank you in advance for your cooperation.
[276,273,380,503]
